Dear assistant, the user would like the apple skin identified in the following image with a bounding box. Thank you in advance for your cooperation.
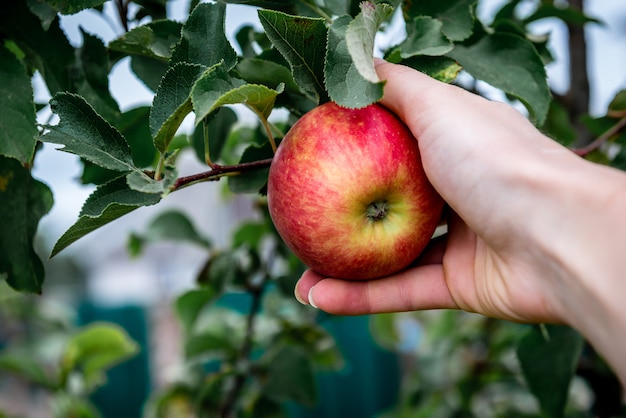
[267,101,444,280]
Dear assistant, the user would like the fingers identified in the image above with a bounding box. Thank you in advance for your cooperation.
[295,263,458,316]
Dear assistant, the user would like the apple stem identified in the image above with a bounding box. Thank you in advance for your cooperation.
[366,201,389,222]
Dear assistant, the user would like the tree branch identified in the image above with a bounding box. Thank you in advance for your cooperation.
[564,0,593,147]
[170,158,273,191]
[572,115,626,157]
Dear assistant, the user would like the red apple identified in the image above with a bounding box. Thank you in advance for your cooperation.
[267,101,443,280]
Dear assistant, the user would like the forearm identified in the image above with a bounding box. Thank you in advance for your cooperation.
[530,154,626,384]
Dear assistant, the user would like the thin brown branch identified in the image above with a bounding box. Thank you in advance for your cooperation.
[572,115,626,157]
[115,0,129,32]
[564,0,593,147]
[170,158,273,191]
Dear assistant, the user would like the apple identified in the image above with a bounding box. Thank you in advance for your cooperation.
[267,101,443,280]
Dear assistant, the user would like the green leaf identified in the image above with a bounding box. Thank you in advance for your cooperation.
[108,19,182,62]
[262,345,317,407]
[516,325,583,418]
[150,62,207,154]
[61,323,139,390]
[192,107,238,164]
[258,9,328,102]
[192,66,284,123]
[608,90,626,116]
[400,55,461,83]
[175,288,220,334]
[50,176,161,257]
[399,16,454,57]
[1,1,75,95]
[345,2,394,83]
[0,157,53,293]
[227,141,273,194]
[129,210,211,256]
[171,2,237,70]
[447,32,550,125]
[73,29,120,122]
[43,0,107,15]
[236,58,301,94]
[0,352,57,390]
[27,0,58,30]
[42,93,135,172]
[125,169,174,194]
[524,4,602,26]
[325,14,385,108]
[0,46,38,164]
[403,0,477,42]
[117,106,158,168]
[233,221,270,249]
[541,100,577,146]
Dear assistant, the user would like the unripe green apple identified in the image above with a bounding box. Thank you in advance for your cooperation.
[267,101,443,280]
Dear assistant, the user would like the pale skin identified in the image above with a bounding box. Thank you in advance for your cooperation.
[294,60,626,385]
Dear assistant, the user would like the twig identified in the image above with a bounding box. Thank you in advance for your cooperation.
[572,115,626,157]
[170,158,273,191]
[115,0,129,32]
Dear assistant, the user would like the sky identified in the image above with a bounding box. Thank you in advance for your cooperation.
[32,0,626,273]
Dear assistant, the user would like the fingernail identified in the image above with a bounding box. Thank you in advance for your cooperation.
[294,285,307,306]
[308,286,319,309]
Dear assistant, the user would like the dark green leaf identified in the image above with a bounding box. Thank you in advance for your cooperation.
[221,0,296,12]
[42,93,135,172]
[517,325,583,418]
[258,9,328,102]
[184,332,236,359]
[608,90,626,116]
[131,56,169,94]
[175,288,220,334]
[233,221,270,249]
[541,100,577,146]
[0,46,38,164]
[26,0,58,30]
[73,29,120,122]
[236,58,301,93]
[447,32,550,125]
[171,2,237,70]
[108,20,182,61]
[116,106,157,168]
[61,323,139,389]
[0,1,74,95]
[325,14,385,108]
[262,345,317,406]
[345,2,394,83]
[130,210,211,255]
[50,176,161,256]
[524,4,602,26]
[399,16,454,57]
[150,62,207,154]
[0,157,53,293]
[227,142,273,194]
[400,55,461,83]
[43,0,106,15]
[192,107,238,164]
[403,0,477,42]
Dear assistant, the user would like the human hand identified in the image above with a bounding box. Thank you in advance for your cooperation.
[294,60,581,324]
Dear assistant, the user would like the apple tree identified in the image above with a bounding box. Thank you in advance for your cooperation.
[1,0,625,416]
